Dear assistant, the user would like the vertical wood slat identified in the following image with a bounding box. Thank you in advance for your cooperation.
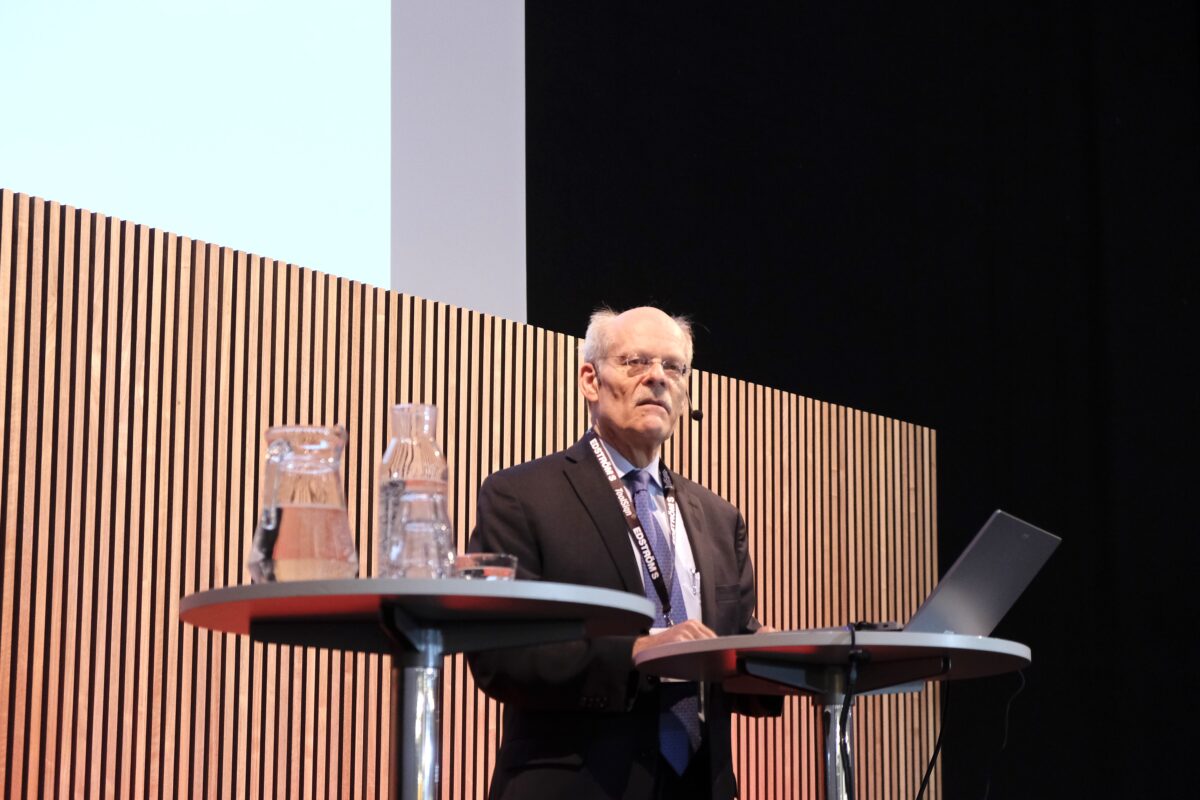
[0,188,938,799]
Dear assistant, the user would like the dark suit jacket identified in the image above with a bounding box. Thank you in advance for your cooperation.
[467,436,779,800]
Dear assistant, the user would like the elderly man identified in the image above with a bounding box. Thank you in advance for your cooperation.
[468,306,778,800]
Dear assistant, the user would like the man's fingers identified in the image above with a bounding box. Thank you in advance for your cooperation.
[673,620,716,640]
[633,620,720,657]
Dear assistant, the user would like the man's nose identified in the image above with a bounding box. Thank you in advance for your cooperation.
[642,360,669,384]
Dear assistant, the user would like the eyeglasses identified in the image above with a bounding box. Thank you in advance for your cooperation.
[604,354,691,380]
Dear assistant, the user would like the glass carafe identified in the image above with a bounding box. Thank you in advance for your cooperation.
[247,425,359,582]
[378,404,455,578]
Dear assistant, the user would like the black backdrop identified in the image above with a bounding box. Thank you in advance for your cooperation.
[524,2,1198,798]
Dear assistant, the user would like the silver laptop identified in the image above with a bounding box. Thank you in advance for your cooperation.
[903,509,1061,635]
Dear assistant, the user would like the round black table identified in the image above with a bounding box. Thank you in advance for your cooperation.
[181,579,654,800]
[634,629,1030,800]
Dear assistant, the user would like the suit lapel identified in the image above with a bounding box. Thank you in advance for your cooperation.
[671,473,717,625]
[562,437,644,593]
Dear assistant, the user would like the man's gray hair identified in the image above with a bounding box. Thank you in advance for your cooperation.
[579,306,694,365]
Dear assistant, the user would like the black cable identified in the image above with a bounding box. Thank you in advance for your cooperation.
[915,681,949,800]
[981,669,1027,800]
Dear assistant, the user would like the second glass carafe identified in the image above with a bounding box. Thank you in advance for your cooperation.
[377,404,455,578]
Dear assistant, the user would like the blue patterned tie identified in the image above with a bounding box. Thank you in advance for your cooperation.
[626,469,701,775]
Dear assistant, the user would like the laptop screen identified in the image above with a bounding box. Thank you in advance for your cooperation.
[904,510,1061,635]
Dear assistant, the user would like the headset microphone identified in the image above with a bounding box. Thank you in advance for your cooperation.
[686,389,704,422]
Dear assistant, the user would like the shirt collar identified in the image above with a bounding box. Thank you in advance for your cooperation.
[597,434,663,490]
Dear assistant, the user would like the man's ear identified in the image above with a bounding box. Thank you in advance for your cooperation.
[579,361,600,403]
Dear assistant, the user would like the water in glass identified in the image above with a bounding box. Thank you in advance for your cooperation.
[378,404,455,578]
[248,425,359,582]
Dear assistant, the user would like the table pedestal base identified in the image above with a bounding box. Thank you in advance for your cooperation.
[391,659,443,800]
[820,700,855,800]
[742,655,948,800]
[377,599,606,800]
[386,622,446,800]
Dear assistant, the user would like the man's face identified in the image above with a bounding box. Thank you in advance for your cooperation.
[580,308,690,456]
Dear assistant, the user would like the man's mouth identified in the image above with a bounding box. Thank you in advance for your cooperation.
[637,398,670,412]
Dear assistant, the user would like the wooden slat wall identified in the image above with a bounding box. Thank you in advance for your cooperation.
[0,188,940,799]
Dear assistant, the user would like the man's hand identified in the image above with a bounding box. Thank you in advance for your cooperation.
[754,624,778,634]
[632,619,717,659]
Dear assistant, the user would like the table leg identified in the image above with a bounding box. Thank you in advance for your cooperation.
[819,696,854,800]
[389,630,444,800]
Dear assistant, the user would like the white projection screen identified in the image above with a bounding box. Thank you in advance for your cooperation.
[391,0,528,322]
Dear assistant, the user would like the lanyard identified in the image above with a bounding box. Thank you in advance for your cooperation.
[585,430,681,624]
